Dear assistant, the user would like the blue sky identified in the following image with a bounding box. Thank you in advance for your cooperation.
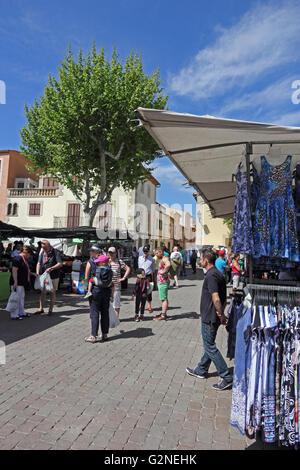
[1,0,300,219]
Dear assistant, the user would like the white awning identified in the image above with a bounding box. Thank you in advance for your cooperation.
[136,108,300,217]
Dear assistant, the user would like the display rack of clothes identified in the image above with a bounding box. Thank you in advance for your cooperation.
[233,154,300,263]
[231,284,300,449]
[226,292,245,360]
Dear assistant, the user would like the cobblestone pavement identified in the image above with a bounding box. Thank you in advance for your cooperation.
[0,270,258,450]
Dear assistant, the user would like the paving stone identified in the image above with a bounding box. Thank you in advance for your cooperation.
[0,274,250,451]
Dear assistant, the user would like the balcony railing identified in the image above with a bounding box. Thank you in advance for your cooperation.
[53,217,85,229]
[8,188,60,198]
[53,216,128,230]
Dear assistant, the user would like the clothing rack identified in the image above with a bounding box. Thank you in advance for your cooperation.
[243,140,300,284]
[247,283,300,293]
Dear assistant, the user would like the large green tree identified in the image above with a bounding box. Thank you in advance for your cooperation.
[20,44,168,226]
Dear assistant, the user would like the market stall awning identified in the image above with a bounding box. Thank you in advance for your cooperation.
[135,108,300,217]
[25,226,134,241]
[0,221,29,238]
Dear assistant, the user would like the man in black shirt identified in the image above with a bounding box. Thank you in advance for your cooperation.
[186,249,233,390]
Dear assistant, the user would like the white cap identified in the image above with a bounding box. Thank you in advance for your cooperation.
[108,247,116,253]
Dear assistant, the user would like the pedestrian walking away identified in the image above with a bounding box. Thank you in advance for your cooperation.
[190,249,198,274]
[132,246,138,273]
[154,248,171,321]
[34,240,63,316]
[186,249,233,391]
[170,246,183,288]
[85,255,113,343]
[132,268,151,322]
[108,247,130,318]
[138,245,155,314]
[180,247,187,277]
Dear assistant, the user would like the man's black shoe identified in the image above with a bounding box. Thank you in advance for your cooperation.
[186,368,207,379]
[212,379,233,391]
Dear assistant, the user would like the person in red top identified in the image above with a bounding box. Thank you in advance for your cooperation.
[231,254,242,291]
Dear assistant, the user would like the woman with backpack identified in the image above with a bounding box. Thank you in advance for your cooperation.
[85,255,113,343]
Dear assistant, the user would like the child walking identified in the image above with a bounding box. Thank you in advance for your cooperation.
[132,268,150,322]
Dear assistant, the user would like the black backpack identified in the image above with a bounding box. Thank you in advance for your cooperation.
[95,266,113,288]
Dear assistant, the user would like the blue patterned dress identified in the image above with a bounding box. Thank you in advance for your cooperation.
[232,164,254,254]
[253,156,299,261]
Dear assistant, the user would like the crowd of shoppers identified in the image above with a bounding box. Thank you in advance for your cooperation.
[4,238,240,392]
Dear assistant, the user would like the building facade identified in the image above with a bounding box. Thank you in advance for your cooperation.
[5,155,160,245]
[194,194,231,248]
[0,150,38,223]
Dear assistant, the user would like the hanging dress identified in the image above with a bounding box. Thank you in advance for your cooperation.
[253,155,299,261]
[232,163,254,254]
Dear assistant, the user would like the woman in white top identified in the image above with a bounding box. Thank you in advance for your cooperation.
[170,246,183,289]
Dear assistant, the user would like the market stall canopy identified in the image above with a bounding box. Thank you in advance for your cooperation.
[135,108,300,217]
[26,226,134,241]
[0,221,29,238]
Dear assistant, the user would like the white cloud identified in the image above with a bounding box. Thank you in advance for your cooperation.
[218,77,294,117]
[272,111,300,126]
[152,160,194,194]
[169,1,300,100]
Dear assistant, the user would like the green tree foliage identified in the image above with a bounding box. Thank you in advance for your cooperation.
[20,44,168,226]
[223,217,233,234]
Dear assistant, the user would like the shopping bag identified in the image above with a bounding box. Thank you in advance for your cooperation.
[6,290,19,313]
[39,272,54,292]
[34,276,42,291]
[148,282,154,295]
[78,280,88,295]
[109,302,120,329]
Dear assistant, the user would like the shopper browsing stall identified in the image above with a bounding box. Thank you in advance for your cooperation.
[34,240,63,316]
[108,247,130,318]
[9,246,33,320]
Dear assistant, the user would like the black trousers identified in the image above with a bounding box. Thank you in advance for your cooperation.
[191,259,197,273]
[90,288,110,337]
[146,274,153,302]
[135,295,147,316]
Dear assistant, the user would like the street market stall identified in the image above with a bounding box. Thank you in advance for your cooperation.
[0,222,31,301]
[136,107,300,448]
[1,224,134,295]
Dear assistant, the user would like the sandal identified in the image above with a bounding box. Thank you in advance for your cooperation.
[33,310,44,315]
[97,335,108,342]
[85,336,98,343]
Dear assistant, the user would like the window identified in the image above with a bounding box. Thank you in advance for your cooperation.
[13,203,18,216]
[29,203,41,216]
[67,203,80,228]
[17,182,25,189]
[43,178,59,188]
[7,203,12,216]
